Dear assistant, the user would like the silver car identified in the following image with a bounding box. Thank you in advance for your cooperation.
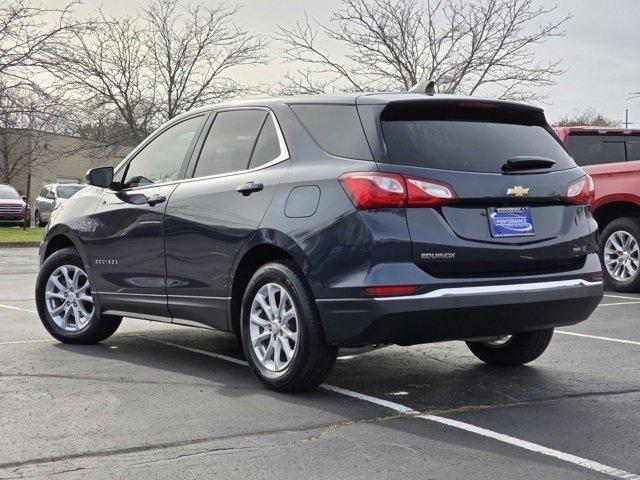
[34,184,85,227]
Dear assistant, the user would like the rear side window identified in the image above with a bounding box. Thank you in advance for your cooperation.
[382,121,574,173]
[628,140,640,162]
[194,110,267,177]
[248,115,282,169]
[566,135,640,166]
[290,104,372,160]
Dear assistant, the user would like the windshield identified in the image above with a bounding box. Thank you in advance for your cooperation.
[56,185,84,198]
[381,120,575,173]
[0,185,20,200]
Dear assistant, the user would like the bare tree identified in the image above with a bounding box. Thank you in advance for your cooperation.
[51,0,267,146]
[555,108,620,128]
[0,86,71,184]
[146,0,267,120]
[275,0,570,101]
[0,0,83,184]
[51,11,156,146]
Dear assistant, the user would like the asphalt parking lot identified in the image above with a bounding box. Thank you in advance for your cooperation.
[1,247,639,479]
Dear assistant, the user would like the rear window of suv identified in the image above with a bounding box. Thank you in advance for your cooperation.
[380,101,575,173]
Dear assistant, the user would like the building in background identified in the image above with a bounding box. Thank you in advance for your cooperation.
[1,129,131,207]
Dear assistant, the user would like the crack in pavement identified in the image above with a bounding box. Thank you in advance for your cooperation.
[0,413,401,473]
[421,387,640,416]
[0,372,252,390]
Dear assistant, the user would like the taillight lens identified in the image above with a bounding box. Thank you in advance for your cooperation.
[565,175,595,205]
[339,173,406,209]
[339,172,457,210]
[405,176,457,207]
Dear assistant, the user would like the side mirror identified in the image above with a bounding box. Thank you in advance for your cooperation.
[46,192,55,199]
[20,196,27,202]
[86,166,114,188]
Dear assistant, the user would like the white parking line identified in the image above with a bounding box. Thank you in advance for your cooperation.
[148,338,640,480]
[598,301,640,307]
[0,303,37,314]
[604,294,640,301]
[557,331,640,347]
[420,415,640,480]
[0,339,53,346]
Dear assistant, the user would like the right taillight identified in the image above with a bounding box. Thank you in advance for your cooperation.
[339,172,457,210]
[565,174,595,206]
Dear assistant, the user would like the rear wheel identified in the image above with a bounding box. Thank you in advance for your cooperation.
[600,217,640,292]
[36,247,121,344]
[240,261,337,392]
[466,328,554,366]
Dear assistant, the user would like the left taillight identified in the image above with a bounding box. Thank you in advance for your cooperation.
[339,172,457,210]
[565,174,595,206]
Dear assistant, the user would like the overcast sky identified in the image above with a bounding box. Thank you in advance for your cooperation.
[66,0,640,125]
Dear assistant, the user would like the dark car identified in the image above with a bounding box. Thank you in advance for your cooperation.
[35,93,603,392]
[0,184,30,227]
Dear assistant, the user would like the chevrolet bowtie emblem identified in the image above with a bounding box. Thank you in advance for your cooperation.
[507,186,530,197]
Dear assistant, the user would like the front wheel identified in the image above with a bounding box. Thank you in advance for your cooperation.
[466,328,554,366]
[240,261,337,392]
[36,247,122,344]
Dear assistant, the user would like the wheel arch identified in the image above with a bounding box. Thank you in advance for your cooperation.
[592,201,640,230]
[228,234,308,335]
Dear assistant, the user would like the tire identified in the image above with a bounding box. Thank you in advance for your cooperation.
[35,211,45,228]
[466,328,554,366]
[36,247,122,344]
[240,261,338,392]
[599,217,640,292]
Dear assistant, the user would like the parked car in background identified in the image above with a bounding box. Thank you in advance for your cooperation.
[35,94,603,392]
[555,127,640,292]
[0,184,30,228]
[34,184,86,227]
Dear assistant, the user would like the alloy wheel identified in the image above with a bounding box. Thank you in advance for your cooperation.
[45,265,94,332]
[249,283,299,372]
[482,335,512,348]
[604,230,639,282]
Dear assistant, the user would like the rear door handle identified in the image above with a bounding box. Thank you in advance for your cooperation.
[146,194,166,207]
[236,182,264,196]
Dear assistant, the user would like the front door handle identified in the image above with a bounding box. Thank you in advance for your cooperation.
[146,194,166,207]
[236,182,264,196]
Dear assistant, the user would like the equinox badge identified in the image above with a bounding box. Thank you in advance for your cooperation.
[507,186,530,197]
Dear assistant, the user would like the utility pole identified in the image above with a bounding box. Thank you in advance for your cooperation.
[624,109,634,129]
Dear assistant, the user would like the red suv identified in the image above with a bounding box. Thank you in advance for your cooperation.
[0,184,30,228]
[555,127,640,292]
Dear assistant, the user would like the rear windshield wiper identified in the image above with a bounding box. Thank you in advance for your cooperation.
[502,156,556,172]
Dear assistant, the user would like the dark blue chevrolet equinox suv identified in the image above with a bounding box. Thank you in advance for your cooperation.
[35,93,604,392]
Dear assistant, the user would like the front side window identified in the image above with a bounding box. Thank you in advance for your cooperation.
[123,115,204,188]
[194,110,267,178]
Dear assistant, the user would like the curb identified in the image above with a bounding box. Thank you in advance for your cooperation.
[0,242,41,248]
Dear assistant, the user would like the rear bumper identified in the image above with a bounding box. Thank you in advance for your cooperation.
[316,279,603,347]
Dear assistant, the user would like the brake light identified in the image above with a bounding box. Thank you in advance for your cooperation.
[339,172,457,210]
[339,172,405,210]
[405,176,456,207]
[364,285,419,296]
[565,175,595,205]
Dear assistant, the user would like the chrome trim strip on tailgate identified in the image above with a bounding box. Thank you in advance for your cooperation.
[375,279,602,301]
